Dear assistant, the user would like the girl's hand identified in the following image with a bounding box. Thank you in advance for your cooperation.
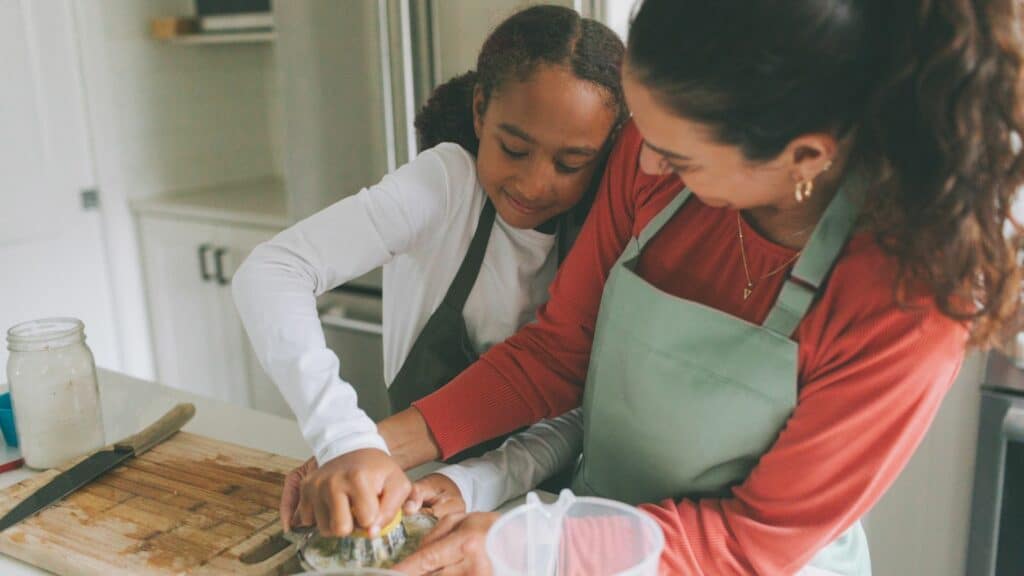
[280,457,317,532]
[392,511,500,576]
[295,448,412,537]
[404,473,466,518]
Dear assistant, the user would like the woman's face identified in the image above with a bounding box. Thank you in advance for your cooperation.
[474,64,618,229]
[623,63,798,211]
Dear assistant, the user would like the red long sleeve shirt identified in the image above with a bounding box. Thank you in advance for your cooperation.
[413,121,967,574]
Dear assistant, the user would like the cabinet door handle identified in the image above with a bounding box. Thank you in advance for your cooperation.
[198,244,213,282]
[1005,406,1024,443]
[213,247,229,285]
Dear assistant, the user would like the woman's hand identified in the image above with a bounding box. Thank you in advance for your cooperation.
[280,456,317,532]
[392,512,500,576]
[293,448,412,537]
[404,473,466,518]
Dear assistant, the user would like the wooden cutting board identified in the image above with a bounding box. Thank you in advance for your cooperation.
[0,432,305,575]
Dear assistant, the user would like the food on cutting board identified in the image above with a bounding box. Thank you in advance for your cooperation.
[298,512,437,570]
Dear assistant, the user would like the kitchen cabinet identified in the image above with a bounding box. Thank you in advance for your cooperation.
[138,212,279,407]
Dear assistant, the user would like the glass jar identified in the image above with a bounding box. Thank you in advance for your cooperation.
[6,318,104,469]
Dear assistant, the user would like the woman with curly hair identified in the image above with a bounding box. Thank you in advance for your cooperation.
[318,0,1022,573]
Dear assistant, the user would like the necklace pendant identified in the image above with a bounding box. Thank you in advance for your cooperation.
[743,285,753,301]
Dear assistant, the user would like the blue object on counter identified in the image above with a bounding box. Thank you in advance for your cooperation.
[0,393,18,448]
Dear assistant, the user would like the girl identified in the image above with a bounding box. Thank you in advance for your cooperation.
[232,5,626,537]
[330,0,1023,574]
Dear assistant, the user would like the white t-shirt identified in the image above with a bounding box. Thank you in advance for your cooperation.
[232,143,580,508]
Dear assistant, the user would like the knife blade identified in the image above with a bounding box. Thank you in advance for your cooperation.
[0,403,195,533]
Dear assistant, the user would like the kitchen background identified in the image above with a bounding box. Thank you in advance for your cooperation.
[0,1,996,574]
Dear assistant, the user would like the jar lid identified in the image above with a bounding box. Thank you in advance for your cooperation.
[7,318,85,352]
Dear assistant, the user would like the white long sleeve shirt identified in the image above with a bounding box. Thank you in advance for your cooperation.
[434,407,583,512]
[232,144,576,480]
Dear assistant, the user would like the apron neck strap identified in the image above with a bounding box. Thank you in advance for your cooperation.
[442,199,496,310]
[637,188,693,250]
[762,167,868,337]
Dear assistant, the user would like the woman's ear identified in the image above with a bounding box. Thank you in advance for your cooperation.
[785,133,837,184]
[472,85,486,139]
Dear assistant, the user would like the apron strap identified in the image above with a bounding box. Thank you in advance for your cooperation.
[637,188,693,250]
[442,199,496,310]
[762,168,868,337]
[556,212,576,264]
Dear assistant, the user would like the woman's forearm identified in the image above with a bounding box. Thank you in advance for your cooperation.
[379,407,443,469]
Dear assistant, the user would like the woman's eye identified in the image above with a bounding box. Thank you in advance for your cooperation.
[661,158,696,175]
[500,141,528,158]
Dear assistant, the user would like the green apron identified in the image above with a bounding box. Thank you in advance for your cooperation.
[571,173,872,575]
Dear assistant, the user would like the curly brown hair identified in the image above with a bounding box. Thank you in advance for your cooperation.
[628,0,1024,348]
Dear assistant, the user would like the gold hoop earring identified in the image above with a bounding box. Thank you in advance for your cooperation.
[795,179,813,203]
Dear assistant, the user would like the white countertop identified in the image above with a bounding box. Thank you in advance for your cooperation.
[0,369,503,574]
[130,177,290,229]
[0,368,314,575]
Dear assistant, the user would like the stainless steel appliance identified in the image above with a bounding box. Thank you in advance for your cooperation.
[966,351,1024,575]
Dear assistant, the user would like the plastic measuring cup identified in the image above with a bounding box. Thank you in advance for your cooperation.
[486,489,664,576]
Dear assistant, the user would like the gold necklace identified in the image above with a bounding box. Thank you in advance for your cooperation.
[736,212,802,301]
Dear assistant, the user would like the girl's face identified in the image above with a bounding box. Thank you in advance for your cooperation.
[623,62,832,212]
[473,64,618,229]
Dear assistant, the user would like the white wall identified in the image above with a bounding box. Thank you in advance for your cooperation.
[76,1,278,199]
[865,353,983,575]
[72,0,281,378]
[430,0,578,84]
[0,0,119,373]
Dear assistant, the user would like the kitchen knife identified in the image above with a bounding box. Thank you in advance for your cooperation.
[0,403,195,533]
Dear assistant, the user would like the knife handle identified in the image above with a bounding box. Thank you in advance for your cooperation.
[114,403,196,455]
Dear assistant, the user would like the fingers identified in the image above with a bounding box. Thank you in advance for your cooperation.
[430,496,466,518]
[301,456,317,474]
[283,458,319,532]
[288,449,410,538]
[429,559,474,576]
[348,473,380,532]
[378,471,412,529]
[392,525,467,575]
[297,479,317,529]
[404,483,426,515]
[279,471,301,532]
[324,484,354,537]
[419,513,464,547]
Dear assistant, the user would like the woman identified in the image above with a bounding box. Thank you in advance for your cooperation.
[297,0,1024,573]
[234,5,626,537]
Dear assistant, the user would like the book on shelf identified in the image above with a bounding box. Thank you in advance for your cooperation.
[199,12,273,32]
[195,0,272,32]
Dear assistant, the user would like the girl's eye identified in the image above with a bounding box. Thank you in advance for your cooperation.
[500,141,528,158]
[555,161,586,174]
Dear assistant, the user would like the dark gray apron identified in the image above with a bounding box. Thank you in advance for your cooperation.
[387,200,579,461]
[388,200,496,414]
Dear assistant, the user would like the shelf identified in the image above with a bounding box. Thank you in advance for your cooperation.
[165,31,275,45]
